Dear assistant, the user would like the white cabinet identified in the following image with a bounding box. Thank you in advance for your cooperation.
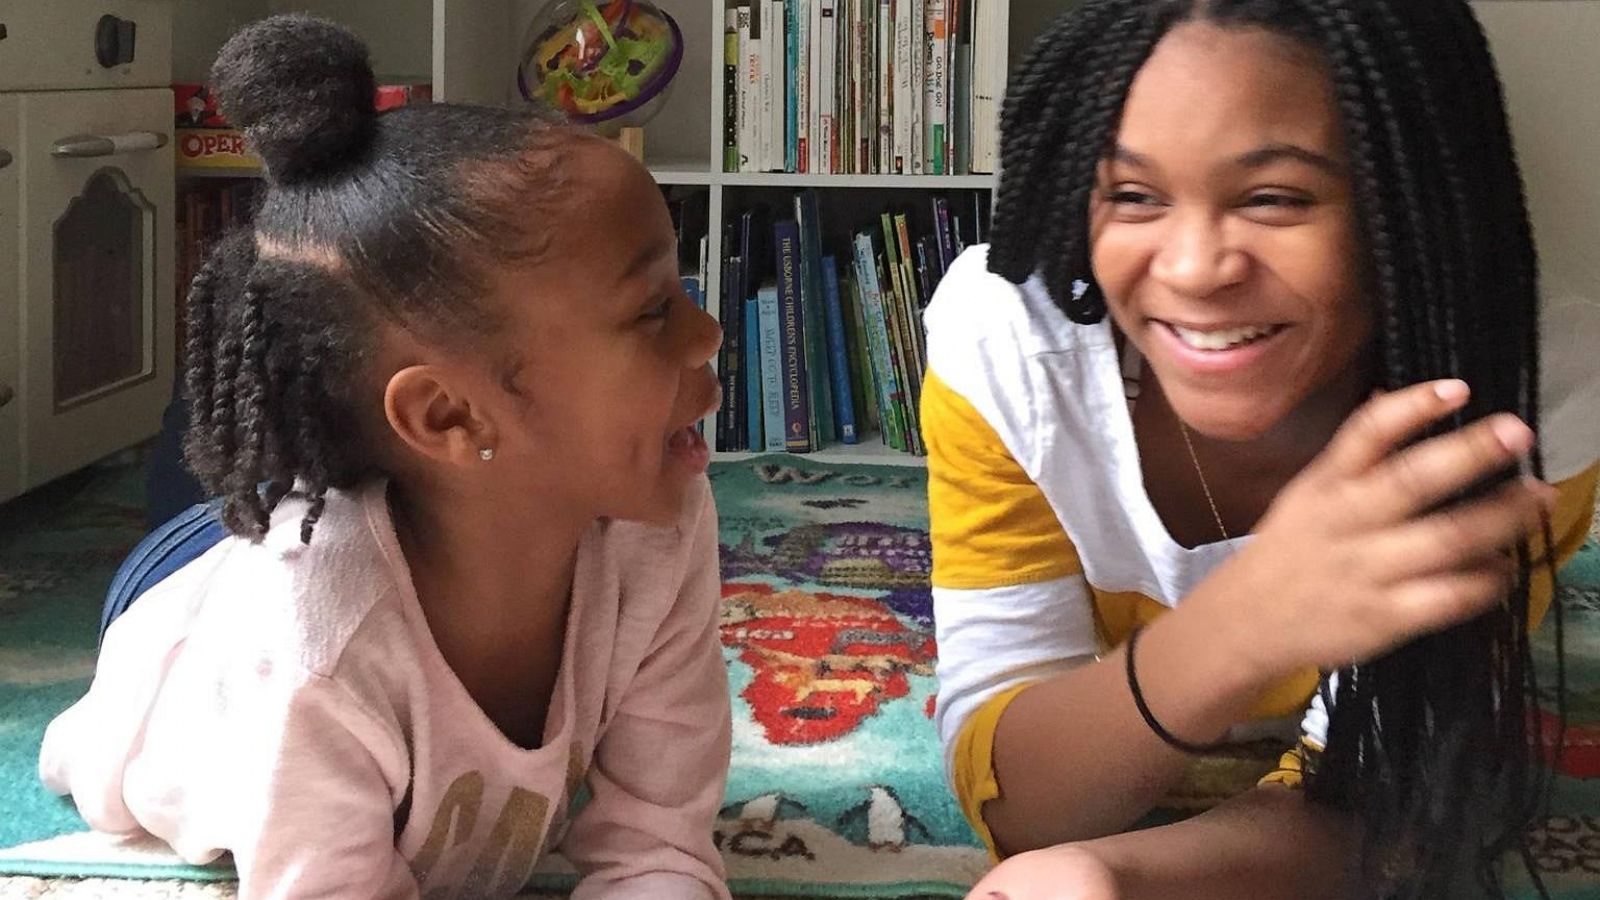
[11,88,175,495]
[0,95,20,502]
[0,0,175,92]
[0,1,175,503]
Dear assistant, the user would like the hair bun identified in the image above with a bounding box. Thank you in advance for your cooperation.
[210,14,377,183]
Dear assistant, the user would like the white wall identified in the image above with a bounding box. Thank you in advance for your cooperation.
[269,0,433,79]
[173,0,269,81]
[1474,2,1600,308]
[1009,0,1076,72]
[173,0,433,83]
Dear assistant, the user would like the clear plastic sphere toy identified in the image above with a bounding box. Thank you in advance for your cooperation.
[518,0,684,128]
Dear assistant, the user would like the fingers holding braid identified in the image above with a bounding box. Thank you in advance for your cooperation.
[1303,381,1533,529]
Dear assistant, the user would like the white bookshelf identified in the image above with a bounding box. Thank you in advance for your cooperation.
[712,441,926,466]
[616,0,1072,462]
[175,0,1075,462]
[716,172,995,188]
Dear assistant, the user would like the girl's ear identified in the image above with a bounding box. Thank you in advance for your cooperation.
[383,365,497,468]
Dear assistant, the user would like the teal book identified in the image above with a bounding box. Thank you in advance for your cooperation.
[744,296,764,451]
[820,256,858,443]
[794,191,835,447]
[757,285,787,452]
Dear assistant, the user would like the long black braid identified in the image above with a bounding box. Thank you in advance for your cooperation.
[992,1,1561,897]
[181,14,591,543]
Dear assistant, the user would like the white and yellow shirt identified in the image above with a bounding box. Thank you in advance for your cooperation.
[922,244,1599,854]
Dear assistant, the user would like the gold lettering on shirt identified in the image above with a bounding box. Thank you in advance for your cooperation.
[459,787,551,897]
[410,771,484,891]
[565,743,588,803]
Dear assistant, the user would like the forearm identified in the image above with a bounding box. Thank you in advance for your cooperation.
[984,602,1270,853]
[1086,786,1359,900]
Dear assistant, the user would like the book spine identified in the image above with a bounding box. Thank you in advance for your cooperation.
[933,195,955,271]
[818,0,838,175]
[758,286,788,452]
[787,0,803,172]
[745,295,764,451]
[893,213,926,395]
[952,0,972,175]
[877,0,894,173]
[877,217,917,450]
[806,0,823,174]
[927,0,948,175]
[762,1,782,171]
[972,0,998,172]
[854,0,872,173]
[915,237,932,304]
[774,221,811,450]
[844,273,879,435]
[718,255,742,450]
[892,0,912,174]
[852,233,905,451]
[819,256,858,443]
[910,0,924,174]
[733,7,752,172]
[795,193,834,447]
[839,0,853,174]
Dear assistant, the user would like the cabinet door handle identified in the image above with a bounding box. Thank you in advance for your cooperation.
[0,383,13,410]
[0,149,11,170]
[51,131,167,158]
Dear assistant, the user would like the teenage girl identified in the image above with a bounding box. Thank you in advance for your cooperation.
[921,1,1598,898]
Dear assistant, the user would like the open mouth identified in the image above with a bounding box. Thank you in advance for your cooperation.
[665,423,710,471]
[667,424,705,452]
[664,378,721,469]
[1163,321,1288,351]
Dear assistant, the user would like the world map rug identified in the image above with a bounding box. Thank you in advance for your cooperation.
[2,455,1599,900]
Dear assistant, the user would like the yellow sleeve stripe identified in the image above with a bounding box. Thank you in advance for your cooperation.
[1259,737,1323,789]
[950,682,1036,861]
[923,370,1082,590]
[1529,462,1598,630]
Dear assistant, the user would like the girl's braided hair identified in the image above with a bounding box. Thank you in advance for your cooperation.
[184,14,592,543]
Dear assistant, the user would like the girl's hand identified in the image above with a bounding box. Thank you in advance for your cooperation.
[1196,379,1557,680]
[965,845,1120,900]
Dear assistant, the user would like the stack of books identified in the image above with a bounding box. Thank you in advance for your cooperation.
[721,0,1006,176]
[714,189,989,454]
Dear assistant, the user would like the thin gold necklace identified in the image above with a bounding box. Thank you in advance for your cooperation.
[1178,422,1231,542]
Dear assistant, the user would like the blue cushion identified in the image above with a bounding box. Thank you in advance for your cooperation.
[100,501,227,647]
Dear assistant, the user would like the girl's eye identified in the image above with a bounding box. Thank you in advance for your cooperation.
[1107,190,1161,207]
[1244,193,1313,210]
[639,297,672,322]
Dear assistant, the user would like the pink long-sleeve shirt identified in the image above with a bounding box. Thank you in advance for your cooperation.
[40,477,731,900]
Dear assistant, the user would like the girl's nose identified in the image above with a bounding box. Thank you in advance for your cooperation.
[1150,211,1249,299]
[683,303,723,368]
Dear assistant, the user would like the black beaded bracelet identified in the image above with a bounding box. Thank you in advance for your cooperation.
[1124,625,1233,755]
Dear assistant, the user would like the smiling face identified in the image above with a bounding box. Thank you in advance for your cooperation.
[1090,22,1373,442]
[479,143,723,524]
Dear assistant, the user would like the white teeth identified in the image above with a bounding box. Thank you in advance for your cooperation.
[1170,323,1277,351]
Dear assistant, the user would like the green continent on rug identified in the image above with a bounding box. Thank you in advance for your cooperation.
[3,456,1600,900]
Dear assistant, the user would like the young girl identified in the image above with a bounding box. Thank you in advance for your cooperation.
[921,1,1598,898]
[40,15,730,900]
